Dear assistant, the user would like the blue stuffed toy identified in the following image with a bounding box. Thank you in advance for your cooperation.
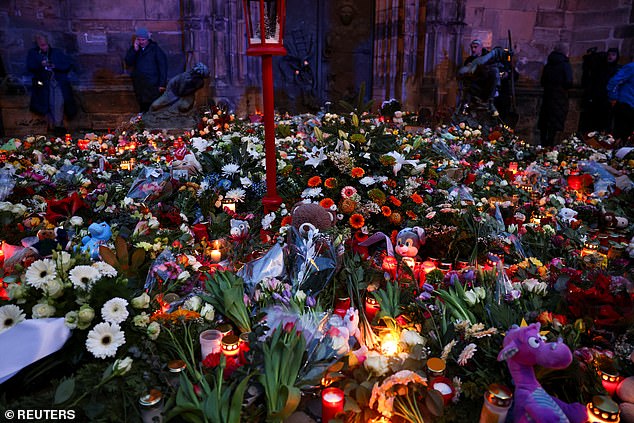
[81,222,112,259]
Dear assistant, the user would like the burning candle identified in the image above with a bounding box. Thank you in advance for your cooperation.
[221,334,240,357]
[597,370,623,396]
[209,249,222,263]
[586,395,620,422]
[364,296,381,321]
[199,329,223,360]
[334,297,351,318]
[421,260,437,273]
[321,387,344,423]
[221,199,236,212]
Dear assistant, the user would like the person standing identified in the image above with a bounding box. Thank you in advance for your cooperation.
[124,28,168,113]
[26,34,77,136]
[608,56,634,145]
[537,44,573,147]
[580,47,621,134]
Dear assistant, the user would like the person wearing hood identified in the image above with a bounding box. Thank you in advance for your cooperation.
[125,28,168,113]
[538,43,573,147]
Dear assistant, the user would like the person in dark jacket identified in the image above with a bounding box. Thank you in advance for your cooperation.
[538,44,573,147]
[125,28,168,113]
[26,34,77,136]
[580,47,621,134]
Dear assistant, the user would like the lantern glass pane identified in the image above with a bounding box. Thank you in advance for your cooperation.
[248,0,280,43]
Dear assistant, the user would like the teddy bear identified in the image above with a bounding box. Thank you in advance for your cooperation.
[290,201,337,238]
[81,222,112,260]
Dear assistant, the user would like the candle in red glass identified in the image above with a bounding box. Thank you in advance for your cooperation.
[364,296,381,321]
[321,387,344,423]
[598,369,623,397]
[334,297,350,317]
[429,376,455,405]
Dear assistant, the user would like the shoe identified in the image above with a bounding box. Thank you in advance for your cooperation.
[488,102,499,117]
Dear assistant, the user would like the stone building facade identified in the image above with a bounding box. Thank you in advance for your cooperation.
[1,0,633,143]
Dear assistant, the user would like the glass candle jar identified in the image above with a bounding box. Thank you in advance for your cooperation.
[139,389,163,423]
[167,359,186,389]
[479,383,512,423]
[426,357,446,378]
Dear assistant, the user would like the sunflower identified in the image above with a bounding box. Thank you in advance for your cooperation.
[307,176,322,187]
[351,167,365,178]
[0,304,25,334]
[25,259,57,289]
[324,177,337,189]
[85,322,126,359]
[349,213,365,229]
[101,298,130,324]
[69,265,101,290]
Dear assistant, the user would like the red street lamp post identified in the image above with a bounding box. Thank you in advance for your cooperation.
[243,0,287,213]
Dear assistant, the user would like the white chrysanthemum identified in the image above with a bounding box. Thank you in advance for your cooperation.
[221,163,241,177]
[301,187,322,198]
[0,304,25,334]
[101,298,129,324]
[92,262,118,278]
[86,322,126,359]
[225,188,246,202]
[69,265,101,290]
[25,259,57,289]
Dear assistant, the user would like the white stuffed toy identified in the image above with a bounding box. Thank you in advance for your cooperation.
[558,207,578,225]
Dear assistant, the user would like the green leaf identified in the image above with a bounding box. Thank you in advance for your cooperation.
[54,378,76,404]
[425,389,445,417]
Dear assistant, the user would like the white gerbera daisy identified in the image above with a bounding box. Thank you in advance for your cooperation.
[69,265,101,290]
[221,163,241,177]
[92,262,118,278]
[25,259,57,289]
[86,322,126,359]
[225,188,246,202]
[101,298,129,324]
[0,304,25,333]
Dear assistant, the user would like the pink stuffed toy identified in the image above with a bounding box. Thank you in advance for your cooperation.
[497,323,586,423]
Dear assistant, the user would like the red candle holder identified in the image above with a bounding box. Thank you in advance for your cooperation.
[334,297,351,318]
[364,296,380,321]
[321,387,344,423]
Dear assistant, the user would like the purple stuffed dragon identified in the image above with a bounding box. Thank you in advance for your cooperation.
[497,323,587,423]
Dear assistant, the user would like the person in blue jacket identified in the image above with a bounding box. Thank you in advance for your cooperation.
[608,57,634,144]
[26,34,77,136]
[125,28,168,113]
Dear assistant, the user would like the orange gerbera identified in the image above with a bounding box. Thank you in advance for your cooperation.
[320,198,335,209]
[349,213,365,229]
[385,179,397,188]
[280,215,292,227]
[381,206,392,217]
[410,192,423,204]
[307,176,322,187]
[351,167,365,178]
[324,177,337,189]
[406,210,418,219]
[388,195,402,207]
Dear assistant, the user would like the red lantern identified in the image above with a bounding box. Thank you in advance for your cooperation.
[567,172,583,190]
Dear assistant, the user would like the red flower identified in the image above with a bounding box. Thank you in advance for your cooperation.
[349,213,365,229]
[46,192,88,224]
[320,198,335,209]
[202,351,221,368]
[307,176,322,187]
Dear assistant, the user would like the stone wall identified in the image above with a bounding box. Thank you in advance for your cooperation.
[1,0,633,141]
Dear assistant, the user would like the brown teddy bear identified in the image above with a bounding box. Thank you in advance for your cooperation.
[290,201,337,237]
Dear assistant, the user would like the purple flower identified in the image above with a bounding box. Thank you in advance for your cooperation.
[306,296,316,308]
[417,291,432,301]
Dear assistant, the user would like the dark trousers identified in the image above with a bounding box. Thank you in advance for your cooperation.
[613,101,634,143]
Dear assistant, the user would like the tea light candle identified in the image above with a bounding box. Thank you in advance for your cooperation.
[321,387,344,423]
[221,334,240,357]
[199,329,223,360]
